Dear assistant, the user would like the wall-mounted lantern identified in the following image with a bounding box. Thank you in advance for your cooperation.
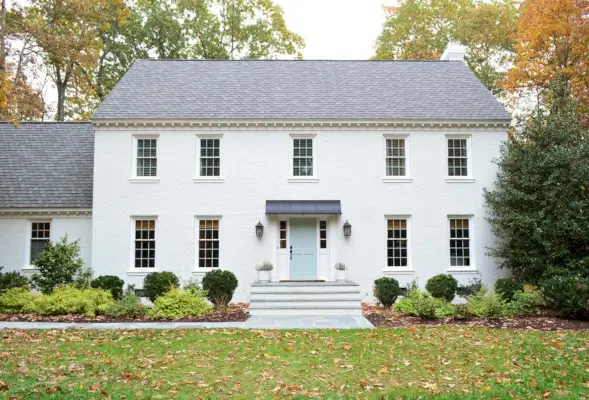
[255,221,264,238]
[343,220,352,237]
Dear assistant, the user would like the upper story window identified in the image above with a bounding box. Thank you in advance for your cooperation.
[447,138,468,177]
[293,138,314,177]
[136,138,157,177]
[449,217,471,268]
[200,138,220,177]
[386,138,406,176]
[134,219,155,268]
[387,218,408,267]
[30,221,50,264]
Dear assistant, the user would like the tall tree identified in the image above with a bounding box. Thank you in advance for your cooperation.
[502,0,589,113]
[373,0,518,94]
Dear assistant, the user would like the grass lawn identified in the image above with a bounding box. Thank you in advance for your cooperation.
[1,327,588,399]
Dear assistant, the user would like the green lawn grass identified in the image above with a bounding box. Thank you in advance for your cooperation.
[1,327,588,399]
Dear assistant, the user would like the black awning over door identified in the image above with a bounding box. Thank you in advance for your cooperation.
[265,200,341,215]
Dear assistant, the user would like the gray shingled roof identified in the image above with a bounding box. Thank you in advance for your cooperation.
[93,60,510,121]
[0,122,94,209]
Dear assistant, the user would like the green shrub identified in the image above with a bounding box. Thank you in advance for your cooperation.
[104,290,145,318]
[373,277,402,308]
[0,267,30,294]
[467,289,508,318]
[91,275,125,300]
[147,287,212,319]
[400,280,419,297]
[494,278,524,302]
[457,277,483,298]
[540,275,589,319]
[394,289,455,319]
[31,235,84,294]
[31,286,115,317]
[0,287,37,313]
[73,266,93,289]
[201,270,238,307]
[183,279,202,294]
[426,274,458,302]
[454,303,473,320]
[507,289,546,317]
[143,272,180,302]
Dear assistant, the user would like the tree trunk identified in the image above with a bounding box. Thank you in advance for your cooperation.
[1,0,6,75]
[56,81,66,121]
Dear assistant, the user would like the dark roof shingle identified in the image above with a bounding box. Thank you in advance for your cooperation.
[0,122,94,209]
[93,60,510,121]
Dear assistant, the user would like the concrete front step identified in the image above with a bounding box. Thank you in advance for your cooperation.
[250,293,362,301]
[249,281,363,316]
[250,300,361,309]
[249,308,363,316]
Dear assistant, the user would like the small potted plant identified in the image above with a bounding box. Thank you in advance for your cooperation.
[334,262,347,281]
[255,261,273,282]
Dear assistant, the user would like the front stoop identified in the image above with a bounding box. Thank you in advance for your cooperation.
[249,281,363,316]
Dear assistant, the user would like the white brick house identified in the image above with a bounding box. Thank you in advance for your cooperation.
[0,51,511,312]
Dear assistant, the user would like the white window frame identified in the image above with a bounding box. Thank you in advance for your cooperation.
[447,215,476,271]
[127,216,158,275]
[289,133,319,183]
[382,134,412,183]
[445,134,475,183]
[130,134,160,183]
[193,215,222,276]
[24,219,52,270]
[194,134,225,183]
[383,215,413,274]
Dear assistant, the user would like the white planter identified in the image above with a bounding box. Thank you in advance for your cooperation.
[258,270,271,282]
[336,269,346,282]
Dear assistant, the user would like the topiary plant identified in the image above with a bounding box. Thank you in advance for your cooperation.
[91,275,125,300]
[373,277,402,308]
[0,267,30,294]
[494,278,524,302]
[143,272,180,302]
[201,270,238,307]
[426,274,458,302]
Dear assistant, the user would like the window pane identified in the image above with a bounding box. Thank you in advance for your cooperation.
[386,138,406,176]
[134,219,155,268]
[293,138,314,177]
[387,219,408,268]
[198,220,219,268]
[447,138,468,176]
[449,218,470,267]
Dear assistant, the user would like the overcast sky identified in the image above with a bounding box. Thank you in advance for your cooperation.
[276,0,389,60]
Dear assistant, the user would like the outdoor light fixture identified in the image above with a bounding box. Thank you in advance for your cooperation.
[255,221,264,238]
[343,221,352,237]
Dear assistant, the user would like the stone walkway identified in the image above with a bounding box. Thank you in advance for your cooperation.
[0,315,374,330]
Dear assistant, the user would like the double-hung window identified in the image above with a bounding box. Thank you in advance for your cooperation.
[136,138,157,177]
[293,138,314,177]
[30,221,51,264]
[385,138,406,176]
[198,219,220,268]
[199,138,220,177]
[386,218,409,268]
[449,217,471,268]
[134,219,156,268]
[447,138,469,177]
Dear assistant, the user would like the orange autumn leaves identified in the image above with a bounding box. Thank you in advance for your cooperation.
[502,0,589,110]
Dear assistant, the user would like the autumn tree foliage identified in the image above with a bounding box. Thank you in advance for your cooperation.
[502,0,589,114]
[373,0,518,94]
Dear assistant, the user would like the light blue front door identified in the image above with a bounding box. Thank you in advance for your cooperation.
[290,218,317,280]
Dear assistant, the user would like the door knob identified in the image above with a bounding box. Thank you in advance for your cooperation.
[290,245,293,260]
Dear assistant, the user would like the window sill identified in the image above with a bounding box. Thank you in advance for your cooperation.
[383,268,415,275]
[129,177,161,183]
[21,266,39,272]
[381,177,413,183]
[445,177,475,183]
[193,177,225,184]
[127,269,159,276]
[192,268,219,277]
[288,177,319,183]
[447,267,478,274]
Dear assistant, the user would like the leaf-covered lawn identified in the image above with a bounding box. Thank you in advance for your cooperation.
[0,327,588,399]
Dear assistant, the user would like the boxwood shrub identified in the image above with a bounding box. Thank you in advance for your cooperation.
[202,270,238,307]
[373,277,402,308]
[494,278,524,302]
[91,275,125,300]
[143,272,180,302]
[426,274,458,302]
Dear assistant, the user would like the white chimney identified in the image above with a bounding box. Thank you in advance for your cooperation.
[440,41,467,61]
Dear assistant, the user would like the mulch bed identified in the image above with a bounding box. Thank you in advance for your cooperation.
[363,303,589,331]
[0,303,249,323]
